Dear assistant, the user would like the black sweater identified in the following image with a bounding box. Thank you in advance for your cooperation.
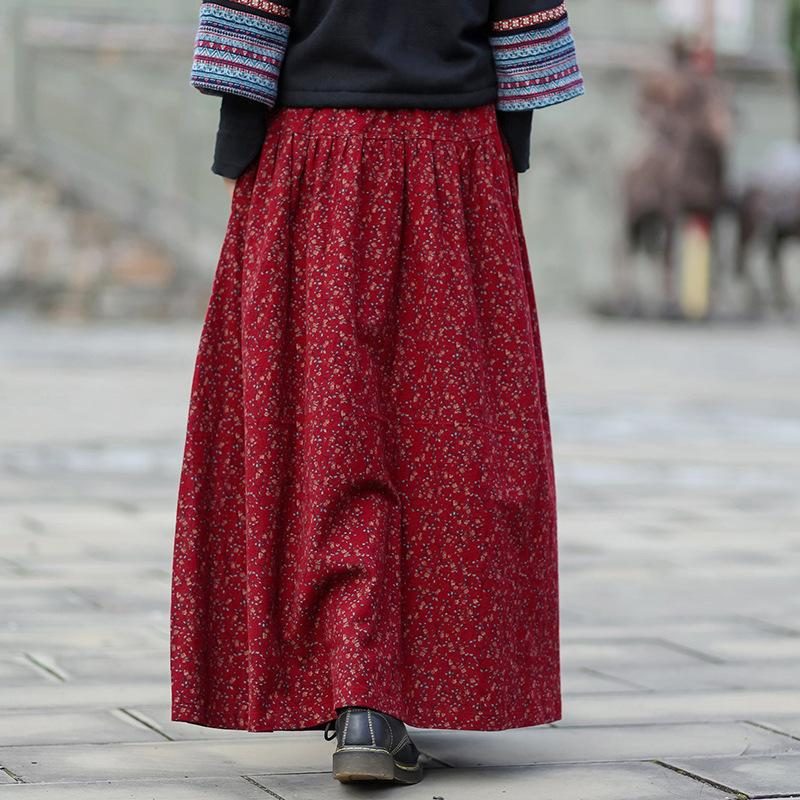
[190,0,584,178]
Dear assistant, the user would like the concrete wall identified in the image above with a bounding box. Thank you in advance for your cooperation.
[0,0,227,277]
[1,0,797,310]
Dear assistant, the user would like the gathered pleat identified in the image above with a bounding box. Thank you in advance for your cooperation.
[170,104,560,732]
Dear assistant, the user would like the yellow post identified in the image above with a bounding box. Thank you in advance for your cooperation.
[678,0,716,321]
[680,216,712,319]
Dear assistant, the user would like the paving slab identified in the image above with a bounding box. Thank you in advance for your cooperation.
[558,689,800,725]
[0,660,47,686]
[0,623,165,653]
[753,718,800,740]
[560,638,720,667]
[0,778,275,798]
[0,526,170,566]
[665,754,800,798]
[68,584,171,613]
[560,668,646,693]
[250,761,734,800]
[33,653,170,685]
[563,619,774,641]
[0,710,164,747]
[0,589,93,615]
[0,738,336,783]
[574,661,800,693]
[121,706,277,741]
[0,683,168,711]
[560,573,800,626]
[410,721,800,767]
[0,578,170,615]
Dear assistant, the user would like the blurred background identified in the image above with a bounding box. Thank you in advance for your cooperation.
[1,0,799,318]
[1,1,800,797]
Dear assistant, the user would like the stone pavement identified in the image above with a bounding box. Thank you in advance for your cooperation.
[0,313,799,799]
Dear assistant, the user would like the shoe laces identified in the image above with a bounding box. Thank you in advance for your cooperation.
[323,718,337,741]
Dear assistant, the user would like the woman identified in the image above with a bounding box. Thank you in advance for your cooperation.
[170,0,584,786]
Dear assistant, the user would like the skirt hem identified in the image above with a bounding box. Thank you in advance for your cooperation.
[170,708,562,734]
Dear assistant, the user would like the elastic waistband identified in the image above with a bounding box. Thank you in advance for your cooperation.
[266,103,499,141]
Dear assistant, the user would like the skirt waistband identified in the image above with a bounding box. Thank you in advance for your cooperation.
[265,103,499,141]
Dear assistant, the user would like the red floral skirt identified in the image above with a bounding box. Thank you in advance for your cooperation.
[170,103,560,732]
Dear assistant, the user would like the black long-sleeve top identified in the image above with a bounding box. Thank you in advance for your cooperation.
[190,0,584,178]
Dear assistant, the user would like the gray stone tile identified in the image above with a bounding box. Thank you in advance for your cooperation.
[37,652,170,684]
[574,661,800,692]
[560,638,719,667]
[0,659,47,686]
[0,588,94,615]
[561,574,800,627]
[558,689,800,725]
[753,718,800,740]
[0,622,165,653]
[0,531,168,566]
[0,778,275,798]
[0,613,163,653]
[410,721,800,767]
[560,668,646,693]
[251,761,733,800]
[698,637,800,662]
[7,563,171,582]
[0,683,168,711]
[121,706,265,741]
[69,583,171,612]
[0,577,169,617]
[562,618,788,643]
[666,754,800,797]
[0,737,333,782]
[0,710,164,747]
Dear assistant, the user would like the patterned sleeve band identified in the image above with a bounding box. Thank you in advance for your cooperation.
[190,0,294,106]
[490,0,585,112]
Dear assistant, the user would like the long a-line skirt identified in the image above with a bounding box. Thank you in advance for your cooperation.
[169,103,560,732]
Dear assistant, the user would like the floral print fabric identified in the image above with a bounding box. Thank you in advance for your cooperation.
[170,104,560,732]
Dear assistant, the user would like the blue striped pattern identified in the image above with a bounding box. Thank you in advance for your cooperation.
[190,3,291,106]
[491,16,585,111]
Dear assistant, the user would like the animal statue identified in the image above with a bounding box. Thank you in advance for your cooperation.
[615,40,732,313]
[735,142,800,313]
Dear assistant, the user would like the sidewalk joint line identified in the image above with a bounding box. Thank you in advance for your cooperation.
[743,720,800,743]
[649,637,726,665]
[242,775,288,798]
[732,613,800,638]
[22,652,68,683]
[0,766,25,784]
[420,750,453,768]
[580,666,654,692]
[653,759,747,799]
[116,708,174,741]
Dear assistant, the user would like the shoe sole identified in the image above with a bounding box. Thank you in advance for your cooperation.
[332,747,424,785]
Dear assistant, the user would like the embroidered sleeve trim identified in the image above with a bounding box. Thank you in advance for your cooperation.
[492,3,568,32]
[490,5,585,111]
[190,1,292,106]
[234,0,292,17]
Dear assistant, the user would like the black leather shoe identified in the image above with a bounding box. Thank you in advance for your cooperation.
[323,706,424,784]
